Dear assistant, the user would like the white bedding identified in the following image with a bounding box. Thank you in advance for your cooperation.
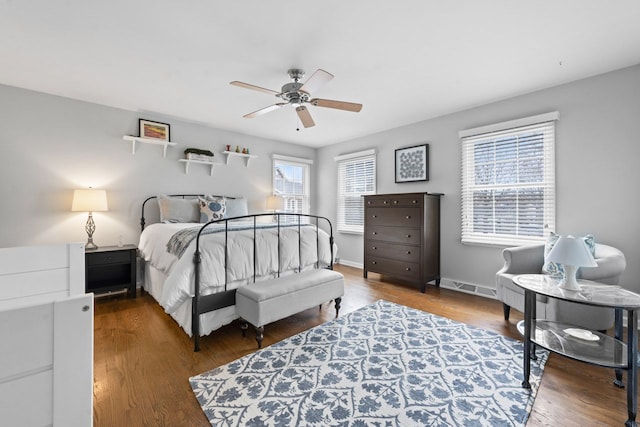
[138,220,334,335]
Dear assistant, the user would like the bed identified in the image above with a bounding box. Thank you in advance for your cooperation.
[137,195,336,350]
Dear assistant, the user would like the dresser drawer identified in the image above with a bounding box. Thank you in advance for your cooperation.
[367,226,421,245]
[366,257,421,281]
[86,250,132,266]
[365,195,423,208]
[365,241,420,263]
[366,207,420,227]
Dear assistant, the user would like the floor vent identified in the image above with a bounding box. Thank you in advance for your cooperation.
[440,279,497,299]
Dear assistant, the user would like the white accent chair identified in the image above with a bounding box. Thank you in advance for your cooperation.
[496,243,626,331]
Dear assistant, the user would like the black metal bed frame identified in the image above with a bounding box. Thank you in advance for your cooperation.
[140,195,335,351]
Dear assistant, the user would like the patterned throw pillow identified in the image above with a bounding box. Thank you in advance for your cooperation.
[542,232,595,279]
[199,195,226,223]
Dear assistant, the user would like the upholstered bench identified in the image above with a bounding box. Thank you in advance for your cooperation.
[236,268,345,348]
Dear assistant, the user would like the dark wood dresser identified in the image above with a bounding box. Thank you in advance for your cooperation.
[363,192,442,292]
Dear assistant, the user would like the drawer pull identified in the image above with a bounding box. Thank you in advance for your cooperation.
[383,200,389,204]
[372,261,377,265]
[373,232,377,235]
[372,215,377,218]
[372,246,377,250]
[412,200,418,204]
[393,200,398,204]
[405,267,411,271]
[406,234,411,238]
[367,201,372,204]
[406,251,411,255]
[405,215,411,219]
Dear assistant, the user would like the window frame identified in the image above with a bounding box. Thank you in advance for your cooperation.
[335,149,377,234]
[272,154,312,215]
[459,112,558,247]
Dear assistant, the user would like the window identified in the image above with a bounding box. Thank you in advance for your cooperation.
[460,112,558,246]
[335,149,376,233]
[272,154,312,214]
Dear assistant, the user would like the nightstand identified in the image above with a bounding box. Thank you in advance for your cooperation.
[85,245,137,298]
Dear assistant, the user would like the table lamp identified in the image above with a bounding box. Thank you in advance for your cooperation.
[72,188,108,250]
[546,235,597,291]
[266,195,284,212]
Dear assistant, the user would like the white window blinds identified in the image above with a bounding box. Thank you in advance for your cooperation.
[335,149,376,234]
[460,112,558,246]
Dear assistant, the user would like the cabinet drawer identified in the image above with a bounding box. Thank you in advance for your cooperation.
[365,241,419,263]
[366,207,420,227]
[87,250,131,266]
[365,195,423,208]
[366,257,420,280]
[367,226,421,245]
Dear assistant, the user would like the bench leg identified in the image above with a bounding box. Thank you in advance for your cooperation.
[255,326,264,349]
[334,297,342,317]
[240,319,248,337]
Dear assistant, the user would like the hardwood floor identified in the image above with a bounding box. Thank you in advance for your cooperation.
[94,264,634,426]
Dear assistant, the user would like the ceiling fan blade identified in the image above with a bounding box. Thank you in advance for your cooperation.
[310,98,363,112]
[299,69,334,94]
[243,103,287,118]
[296,106,315,128]
[230,81,280,96]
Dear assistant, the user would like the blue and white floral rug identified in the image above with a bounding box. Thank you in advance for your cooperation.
[190,300,548,426]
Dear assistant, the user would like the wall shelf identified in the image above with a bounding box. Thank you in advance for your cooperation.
[222,150,257,167]
[178,159,216,176]
[122,135,177,157]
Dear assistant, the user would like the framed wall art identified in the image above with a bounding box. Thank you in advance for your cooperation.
[139,119,170,141]
[395,144,429,183]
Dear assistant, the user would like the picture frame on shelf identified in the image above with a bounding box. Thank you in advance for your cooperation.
[139,119,170,142]
[395,144,429,183]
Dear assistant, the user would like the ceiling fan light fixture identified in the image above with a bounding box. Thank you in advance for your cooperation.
[230,68,363,126]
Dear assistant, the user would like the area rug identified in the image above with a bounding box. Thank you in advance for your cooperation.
[190,300,548,426]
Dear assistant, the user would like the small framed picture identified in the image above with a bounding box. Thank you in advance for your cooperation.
[139,119,170,141]
[395,144,429,183]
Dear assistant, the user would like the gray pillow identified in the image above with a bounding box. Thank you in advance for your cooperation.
[157,195,200,223]
[224,197,248,218]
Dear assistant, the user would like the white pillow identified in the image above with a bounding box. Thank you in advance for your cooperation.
[224,197,248,218]
[157,195,200,223]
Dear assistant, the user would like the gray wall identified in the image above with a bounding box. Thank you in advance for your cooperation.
[2,64,638,293]
[317,64,640,292]
[0,84,316,248]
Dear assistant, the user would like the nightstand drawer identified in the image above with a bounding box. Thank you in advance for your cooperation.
[87,250,131,266]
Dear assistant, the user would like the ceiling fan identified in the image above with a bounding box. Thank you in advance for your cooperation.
[230,68,362,129]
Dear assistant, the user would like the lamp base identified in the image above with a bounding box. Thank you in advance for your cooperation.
[558,264,581,291]
[85,213,98,250]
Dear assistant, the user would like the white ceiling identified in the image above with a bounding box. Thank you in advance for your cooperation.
[1,1,640,148]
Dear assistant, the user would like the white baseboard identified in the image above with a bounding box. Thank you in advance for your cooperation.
[335,259,363,269]
[335,261,498,300]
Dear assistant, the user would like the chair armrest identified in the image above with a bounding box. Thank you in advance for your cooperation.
[579,244,626,285]
[497,244,545,275]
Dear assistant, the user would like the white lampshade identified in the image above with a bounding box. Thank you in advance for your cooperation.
[72,189,109,212]
[266,195,284,211]
[546,235,597,290]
